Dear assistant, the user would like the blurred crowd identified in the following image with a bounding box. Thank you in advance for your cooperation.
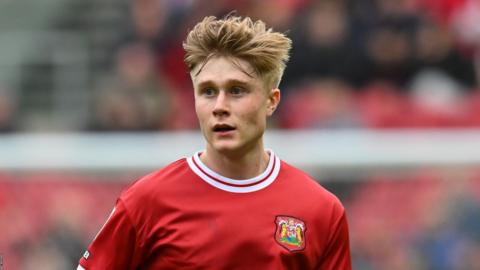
[1,0,480,131]
[1,170,479,269]
[0,173,126,269]
[88,0,480,131]
[346,169,480,269]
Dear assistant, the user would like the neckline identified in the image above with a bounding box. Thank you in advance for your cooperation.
[186,150,281,193]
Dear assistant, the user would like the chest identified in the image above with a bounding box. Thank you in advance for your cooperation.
[141,193,326,269]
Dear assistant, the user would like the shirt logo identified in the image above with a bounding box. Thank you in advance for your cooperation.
[83,250,90,260]
[274,215,306,251]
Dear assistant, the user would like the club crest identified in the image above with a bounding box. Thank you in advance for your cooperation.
[274,215,306,251]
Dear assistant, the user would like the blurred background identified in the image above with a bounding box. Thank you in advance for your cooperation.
[1,0,480,269]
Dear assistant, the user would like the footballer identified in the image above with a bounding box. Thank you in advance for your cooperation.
[78,15,352,269]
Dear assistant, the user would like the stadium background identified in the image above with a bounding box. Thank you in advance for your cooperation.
[1,0,480,269]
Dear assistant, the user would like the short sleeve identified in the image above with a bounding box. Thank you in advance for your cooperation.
[78,199,142,270]
[317,210,352,270]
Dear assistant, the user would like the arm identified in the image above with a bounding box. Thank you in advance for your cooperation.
[316,210,352,270]
[78,199,142,270]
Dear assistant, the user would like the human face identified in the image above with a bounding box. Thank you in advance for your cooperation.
[191,56,280,156]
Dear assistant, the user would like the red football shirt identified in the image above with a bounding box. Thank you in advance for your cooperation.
[78,151,351,269]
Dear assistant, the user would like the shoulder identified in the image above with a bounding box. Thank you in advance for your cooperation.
[279,160,345,210]
[119,158,189,205]
[278,161,348,244]
[100,159,192,244]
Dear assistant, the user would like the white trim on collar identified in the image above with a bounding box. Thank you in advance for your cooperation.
[187,150,281,193]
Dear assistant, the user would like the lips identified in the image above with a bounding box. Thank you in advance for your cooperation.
[212,124,236,132]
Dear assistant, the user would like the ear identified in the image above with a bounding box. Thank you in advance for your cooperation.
[266,88,281,116]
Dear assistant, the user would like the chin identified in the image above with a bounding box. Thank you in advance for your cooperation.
[210,141,243,154]
[212,143,239,153]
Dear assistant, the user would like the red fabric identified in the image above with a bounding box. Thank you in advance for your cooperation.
[79,156,351,269]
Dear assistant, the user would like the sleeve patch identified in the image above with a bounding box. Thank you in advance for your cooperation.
[83,250,90,260]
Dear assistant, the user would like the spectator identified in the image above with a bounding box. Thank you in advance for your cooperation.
[0,85,17,132]
[283,1,365,88]
[92,42,174,131]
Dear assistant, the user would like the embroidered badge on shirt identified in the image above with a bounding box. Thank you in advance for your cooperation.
[274,215,306,251]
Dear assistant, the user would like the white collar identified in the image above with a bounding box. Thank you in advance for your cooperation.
[187,150,281,193]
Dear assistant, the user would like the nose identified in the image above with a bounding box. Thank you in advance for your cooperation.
[213,91,230,117]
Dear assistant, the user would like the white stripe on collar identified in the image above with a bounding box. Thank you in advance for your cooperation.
[187,150,280,193]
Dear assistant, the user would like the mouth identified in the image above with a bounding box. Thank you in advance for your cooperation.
[212,124,236,133]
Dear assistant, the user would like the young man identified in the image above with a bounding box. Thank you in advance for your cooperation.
[78,15,351,269]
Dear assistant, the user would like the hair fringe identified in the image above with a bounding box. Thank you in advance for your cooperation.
[183,15,292,89]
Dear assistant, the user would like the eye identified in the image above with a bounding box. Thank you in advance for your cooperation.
[230,86,245,96]
[201,87,216,97]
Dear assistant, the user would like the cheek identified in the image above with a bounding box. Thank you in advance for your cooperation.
[242,103,268,127]
[195,101,209,125]
[195,97,208,115]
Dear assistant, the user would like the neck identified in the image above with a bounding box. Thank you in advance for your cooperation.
[200,144,270,180]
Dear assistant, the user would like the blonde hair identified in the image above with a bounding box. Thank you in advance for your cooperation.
[183,15,292,89]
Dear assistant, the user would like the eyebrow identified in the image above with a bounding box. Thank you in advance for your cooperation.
[196,79,250,89]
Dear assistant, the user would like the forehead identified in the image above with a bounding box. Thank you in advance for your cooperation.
[191,56,259,86]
